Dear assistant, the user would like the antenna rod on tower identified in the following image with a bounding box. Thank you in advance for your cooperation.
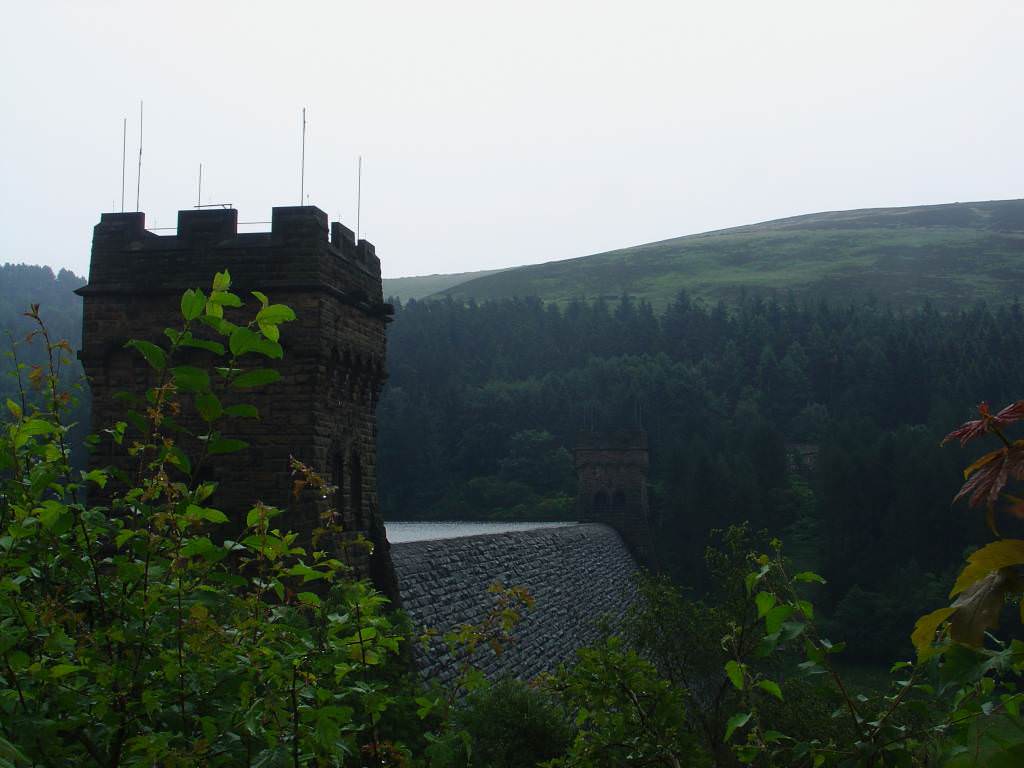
[300,107,306,205]
[356,155,362,241]
[135,100,143,212]
[197,163,203,207]
[120,117,127,212]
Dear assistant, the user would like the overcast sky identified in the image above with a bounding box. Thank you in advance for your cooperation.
[2,0,1022,279]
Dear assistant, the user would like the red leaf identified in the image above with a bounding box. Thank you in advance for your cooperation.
[954,442,1024,509]
[943,401,1024,447]
[995,400,1024,426]
[943,403,991,447]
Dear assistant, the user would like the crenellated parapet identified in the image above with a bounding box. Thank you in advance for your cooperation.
[81,207,386,313]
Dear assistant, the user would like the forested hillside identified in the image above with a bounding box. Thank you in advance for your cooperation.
[379,292,1024,659]
[0,264,89,464]
[5,260,1024,660]
[439,199,1024,309]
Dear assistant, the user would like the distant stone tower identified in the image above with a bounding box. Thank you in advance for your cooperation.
[574,430,655,565]
[76,206,399,598]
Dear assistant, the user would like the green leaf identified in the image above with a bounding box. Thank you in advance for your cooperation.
[84,469,108,488]
[124,340,166,371]
[725,660,745,690]
[256,304,296,325]
[793,571,826,584]
[744,572,759,596]
[229,327,261,357]
[796,599,814,620]
[0,735,30,767]
[50,664,84,678]
[195,392,223,422]
[172,366,210,393]
[778,620,806,642]
[231,369,281,389]
[725,712,751,742]
[912,606,955,659]
[297,592,321,607]
[207,438,248,455]
[38,500,68,531]
[251,290,269,307]
[755,591,776,618]
[765,605,794,635]
[199,315,238,336]
[804,638,827,665]
[229,327,282,359]
[181,536,222,559]
[166,446,192,474]
[212,270,231,292]
[6,399,22,420]
[181,288,206,321]
[225,404,259,419]
[7,651,29,672]
[13,418,57,448]
[255,338,282,359]
[286,563,326,583]
[187,504,229,524]
[178,333,225,355]
[258,321,280,342]
[757,680,784,700]
[950,539,1024,597]
[202,508,229,524]
[194,481,217,502]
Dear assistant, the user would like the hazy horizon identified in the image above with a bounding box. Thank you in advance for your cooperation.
[3,1,1022,280]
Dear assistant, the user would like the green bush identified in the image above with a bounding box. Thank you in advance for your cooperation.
[0,274,409,766]
[452,678,570,768]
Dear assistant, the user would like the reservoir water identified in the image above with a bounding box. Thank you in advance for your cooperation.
[384,520,576,543]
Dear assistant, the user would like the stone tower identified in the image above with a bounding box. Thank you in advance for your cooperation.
[76,206,398,598]
[574,430,655,565]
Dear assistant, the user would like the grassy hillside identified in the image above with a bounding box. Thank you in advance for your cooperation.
[382,268,504,301]
[438,199,1024,308]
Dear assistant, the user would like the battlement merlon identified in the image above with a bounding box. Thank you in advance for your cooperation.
[82,206,387,308]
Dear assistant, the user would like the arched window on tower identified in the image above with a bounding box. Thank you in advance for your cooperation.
[593,490,610,516]
[612,489,626,514]
[350,451,364,529]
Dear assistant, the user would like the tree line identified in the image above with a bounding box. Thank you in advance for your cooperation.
[2,263,1019,661]
[380,291,1024,660]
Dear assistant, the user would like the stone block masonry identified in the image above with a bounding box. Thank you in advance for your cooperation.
[391,524,640,686]
[76,206,399,599]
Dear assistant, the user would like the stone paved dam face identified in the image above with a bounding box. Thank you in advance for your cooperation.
[390,523,640,685]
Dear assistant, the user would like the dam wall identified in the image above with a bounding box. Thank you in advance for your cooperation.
[391,523,639,686]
